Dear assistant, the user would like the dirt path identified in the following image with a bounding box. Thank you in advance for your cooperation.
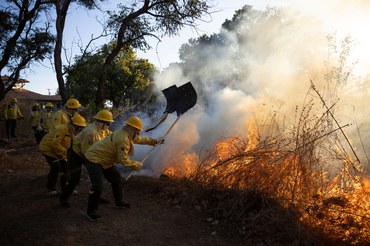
[0,140,239,246]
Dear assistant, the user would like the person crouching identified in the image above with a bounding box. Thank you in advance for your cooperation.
[39,113,86,196]
[84,116,164,222]
[59,109,114,208]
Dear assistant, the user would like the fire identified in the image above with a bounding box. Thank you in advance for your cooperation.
[161,115,370,243]
[157,101,370,242]
[163,167,176,176]
[245,119,259,150]
[163,153,198,177]
[214,136,244,162]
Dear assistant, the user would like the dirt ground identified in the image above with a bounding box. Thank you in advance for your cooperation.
[0,138,243,246]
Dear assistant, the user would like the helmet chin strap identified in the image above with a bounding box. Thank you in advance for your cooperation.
[64,108,74,117]
[96,121,108,130]
[123,125,136,140]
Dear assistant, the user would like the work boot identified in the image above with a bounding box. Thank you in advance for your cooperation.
[111,182,123,203]
[86,211,100,222]
[87,190,101,216]
[47,190,58,196]
[114,201,131,209]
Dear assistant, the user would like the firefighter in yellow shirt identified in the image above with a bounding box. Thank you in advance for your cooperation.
[84,116,164,221]
[4,98,23,139]
[40,102,54,137]
[59,109,114,208]
[30,103,43,144]
[49,98,81,130]
[39,113,86,195]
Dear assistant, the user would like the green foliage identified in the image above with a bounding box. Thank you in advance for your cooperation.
[0,10,14,40]
[106,0,210,51]
[0,0,54,100]
[92,0,211,105]
[65,51,100,105]
[12,30,54,66]
[66,43,157,108]
[76,0,98,9]
[0,1,54,65]
[222,5,252,31]
[179,33,226,63]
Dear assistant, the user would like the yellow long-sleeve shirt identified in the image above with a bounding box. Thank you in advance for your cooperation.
[85,128,157,169]
[4,105,23,120]
[31,110,41,128]
[39,124,72,160]
[73,122,112,157]
[40,110,52,132]
[49,109,70,130]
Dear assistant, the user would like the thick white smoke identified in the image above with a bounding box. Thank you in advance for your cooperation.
[128,1,370,177]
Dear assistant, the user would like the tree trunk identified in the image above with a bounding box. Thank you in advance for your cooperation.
[54,0,71,103]
[95,66,107,107]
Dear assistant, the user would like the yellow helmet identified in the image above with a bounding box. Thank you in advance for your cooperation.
[66,98,81,109]
[32,103,40,107]
[125,116,142,131]
[11,98,18,103]
[72,113,87,127]
[94,109,114,122]
[45,102,54,108]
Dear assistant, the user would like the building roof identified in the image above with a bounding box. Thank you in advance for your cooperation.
[1,75,29,89]
[2,88,62,102]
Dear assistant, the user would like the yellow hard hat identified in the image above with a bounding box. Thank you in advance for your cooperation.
[94,109,114,122]
[45,102,54,108]
[125,116,142,131]
[11,98,18,103]
[72,113,87,127]
[32,103,40,107]
[66,98,81,109]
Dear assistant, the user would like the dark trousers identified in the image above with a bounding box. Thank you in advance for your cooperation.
[32,127,46,144]
[43,154,68,192]
[5,119,16,138]
[60,150,85,202]
[85,160,123,214]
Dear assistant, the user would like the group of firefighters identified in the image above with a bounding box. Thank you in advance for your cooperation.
[3,97,164,222]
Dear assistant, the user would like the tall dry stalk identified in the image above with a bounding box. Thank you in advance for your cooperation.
[181,35,370,244]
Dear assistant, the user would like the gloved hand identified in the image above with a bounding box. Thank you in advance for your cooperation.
[132,161,143,172]
[156,138,165,145]
[52,156,67,163]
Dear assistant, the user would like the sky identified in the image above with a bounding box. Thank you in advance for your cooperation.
[23,0,287,95]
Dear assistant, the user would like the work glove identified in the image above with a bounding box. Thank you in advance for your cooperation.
[52,156,67,163]
[156,138,165,145]
[132,161,143,172]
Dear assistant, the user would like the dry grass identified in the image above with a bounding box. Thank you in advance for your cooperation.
[164,81,370,244]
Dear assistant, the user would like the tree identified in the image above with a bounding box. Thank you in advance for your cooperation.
[93,0,212,106]
[175,6,275,82]
[52,0,101,103]
[105,47,157,109]
[65,43,157,111]
[0,0,54,101]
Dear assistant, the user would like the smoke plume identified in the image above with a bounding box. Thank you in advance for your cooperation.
[130,1,370,177]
